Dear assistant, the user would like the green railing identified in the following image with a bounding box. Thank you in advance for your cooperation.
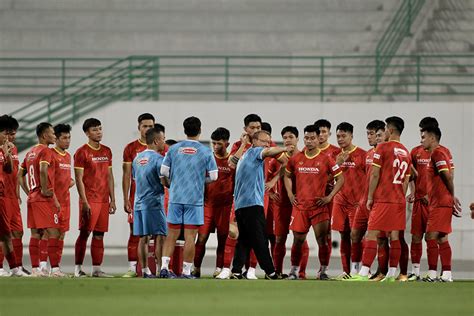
[6,54,474,151]
[375,0,425,87]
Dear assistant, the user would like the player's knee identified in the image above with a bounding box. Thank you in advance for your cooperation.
[92,231,104,239]
[350,230,361,242]
[275,235,286,244]
[411,234,422,243]
[228,227,238,239]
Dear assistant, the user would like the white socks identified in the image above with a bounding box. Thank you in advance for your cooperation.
[386,267,397,278]
[92,265,102,273]
[128,261,137,271]
[183,262,193,275]
[428,270,437,279]
[39,261,47,270]
[161,257,170,270]
[359,266,370,277]
[142,267,151,275]
[75,265,82,274]
[412,264,420,276]
[290,265,298,275]
[350,262,360,275]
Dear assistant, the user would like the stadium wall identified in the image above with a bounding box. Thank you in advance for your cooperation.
[14,101,474,261]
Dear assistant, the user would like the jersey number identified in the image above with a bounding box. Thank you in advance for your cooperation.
[392,159,408,184]
[28,165,37,190]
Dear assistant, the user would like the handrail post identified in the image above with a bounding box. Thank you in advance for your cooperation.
[61,59,66,105]
[416,55,421,101]
[320,57,324,102]
[224,57,229,101]
[152,57,159,101]
[128,58,133,100]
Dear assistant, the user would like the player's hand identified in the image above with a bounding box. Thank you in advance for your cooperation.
[454,196,462,213]
[81,201,91,219]
[336,152,349,165]
[316,196,331,206]
[285,145,295,153]
[53,197,61,213]
[407,192,415,203]
[470,202,474,212]
[1,140,13,156]
[41,188,54,197]
[109,200,117,214]
[269,191,281,203]
[123,199,132,214]
[366,199,374,211]
[240,133,250,145]
[265,179,277,191]
[288,194,298,206]
[421,195,429,205]
[69,179,75,188]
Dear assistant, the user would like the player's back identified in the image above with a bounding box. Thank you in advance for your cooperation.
[133,150,165,210]
[165,140,216,206]
[373,141,410,204]
[22,144,53,201]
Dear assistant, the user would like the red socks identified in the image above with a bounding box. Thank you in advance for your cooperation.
[223,237,237,268]
[351,241,363,263]
[299,240,309,275]
[91,238,104,266]
[426,239,439,271]
[362,239,377,268]
[58,239,64,263]
[0,246,4,268]
[74,231,89,265]
[12,238,23,267]
[377,241,389,274]
[39,238,48,262]
[340,237,351,274]
[5,249,17,269]
[216,234,227,268]
[410,242,422,265]
[48,237,60,268]
[389,240,401,268]
[273,240,286,274]
[29,237,40,268]
[439,241,452,271]
[127,235,139,262]
[318,244,330,267]
[399,233,409,274]
[290,242,303,266]
[193,241,206,268]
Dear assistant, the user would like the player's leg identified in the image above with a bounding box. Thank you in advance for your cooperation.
[437,234,452,282]
[350,228,365,275]
[313,219,330,280]
[213,205,231,277]
[193,205,214,277]
[332,203,351,276]
[160,227,180,277]
[46,227,65,277]
[89,203,112,277]
[288,209,311,279]
[30,228,44,276]
[216,219,238,279]
[382,230,401,281]
[397,230,409,281]
[347,229,380,281]
[123,223,139,278]
[424,231,440,281]
[8,197,25,272]
[182,227,199,277]
[409,200,425,281]
[0,199,20,275]
[231,208,252,278]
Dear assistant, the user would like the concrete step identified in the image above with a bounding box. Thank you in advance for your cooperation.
[433,9,474,20]
[424,30,474,41]
[416,40,474,53]
[427,19,474,31]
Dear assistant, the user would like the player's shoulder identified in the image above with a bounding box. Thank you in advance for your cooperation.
[75,143,88,153]
[100,143,112,152]
[354,146,367,155]
[123,139,140,151]
[438,145,452,157]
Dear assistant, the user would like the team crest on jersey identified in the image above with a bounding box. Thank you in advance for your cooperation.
[393,148,408,157]
[138,157,149,166]
[179,147,197,155]
[298,161,304,165]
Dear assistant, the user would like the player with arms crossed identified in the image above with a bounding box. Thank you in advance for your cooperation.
[348,116,411,282]
[74,118,116,277]
[285,125,344,280]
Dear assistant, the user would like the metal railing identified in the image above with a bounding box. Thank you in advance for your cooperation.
[5,54,474,151]
[375,0,426,88]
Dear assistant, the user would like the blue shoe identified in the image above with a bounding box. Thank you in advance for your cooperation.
[159,269,177,279]
[143,273,157,279]
[180,274,197,279]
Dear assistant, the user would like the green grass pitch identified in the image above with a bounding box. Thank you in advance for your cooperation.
[0,278,472,316]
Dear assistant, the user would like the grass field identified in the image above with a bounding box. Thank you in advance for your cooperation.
[0,278,473,316]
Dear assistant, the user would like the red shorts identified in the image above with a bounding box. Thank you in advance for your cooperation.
[5,197,23,232]
[352,202,369,231]
[0,198,11,236]
[274,203,292,236]
[331,203,357,232]
[426,206,452,234]
[79,202,110,232]
[199,204,232,236]
[368,202,406,232]
[27,200,60,229]
[265,200,275,236]
[411,200,429,236]
[59,204,70,233]
[290,205,330,234]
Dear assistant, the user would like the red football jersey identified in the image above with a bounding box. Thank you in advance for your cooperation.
[286,150,342,210]
[427,146,453,208]
[123,139,147,206]
[74,143,112,203]
[21,144,55,202]
[333,146,367,206]
[274,152,294,208]
[359,148,375,205]
[205,153,235,207]
[3,146,19,199]
[410,145,431,199]
[230,140,252,156]
[372,141,411,204]
[438,145,454,170]
[320,143,340,160]
[52,147,72,206]
[0,148,6,197]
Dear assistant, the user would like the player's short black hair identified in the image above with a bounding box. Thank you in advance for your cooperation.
[138,113,155,124]
[314,119,331,130]
[261,122,272,134]
[244,114,262,127]
[165,139,177,146]
[281,126,299,138]
[183,116,201,137]
[82,118,101,132]
[36,122,53,137]
[336,122,353,134]
[385,116,404,135]
[54,124,71,138]
[4,115,19,132]
[0,115,12,132]
[304,124,319,135]
[421,126,442,142]
[145,127,163,145]
[366,120,385,132]
[211,127,230,141]
[154,123,165,134]
[419,117,439,129]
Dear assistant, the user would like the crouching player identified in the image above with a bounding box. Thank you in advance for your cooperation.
[132,126,168,278]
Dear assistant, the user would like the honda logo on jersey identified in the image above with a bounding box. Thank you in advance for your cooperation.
[179,147,197,155]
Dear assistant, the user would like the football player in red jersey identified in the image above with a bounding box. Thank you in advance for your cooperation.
[349,120,386,279]
[74,118,116,278]
[121,113,155,278]
[332,122,366,279]
[421,126,460,282]
[285,125,344,280]
[52,124,75,270]
[193,127,234,278]
[348,116,411,282]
